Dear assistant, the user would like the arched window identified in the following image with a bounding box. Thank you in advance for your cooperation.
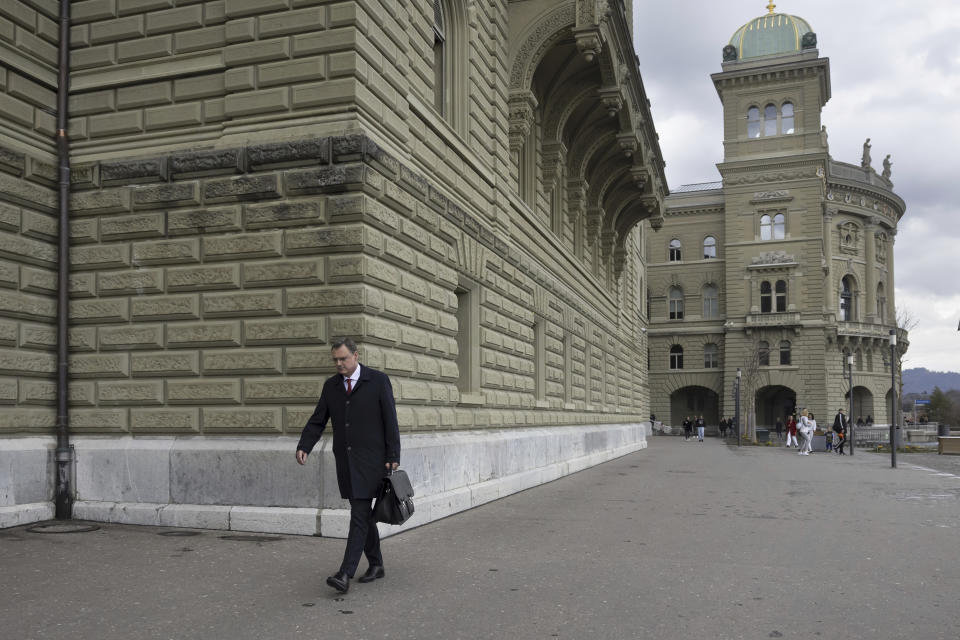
[760,214,772,240]
[760,281,772,313]
[856,349,863,371]
[764,104,777,136]
[702,284,718,319]
[670,345,683,370]
[866,349,874,372]
[877,283,886,321]
[747,106,761,138]
[432,0,446,116]
[758,341,770,366]
[773,213,785,239]
[703,236,717,259]
[781,102,795,134]
[669,239,682,262]
[840,276,856,321]
[775,280,787,312]
[669,287,684,320]
[779,340,791,365]
[704,343,719,369]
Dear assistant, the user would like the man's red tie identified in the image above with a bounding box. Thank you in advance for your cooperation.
[346,378,352,394]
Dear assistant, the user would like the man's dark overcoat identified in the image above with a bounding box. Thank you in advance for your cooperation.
[297,365,400,499]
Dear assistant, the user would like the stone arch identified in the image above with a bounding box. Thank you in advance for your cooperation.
[508,4,577,93]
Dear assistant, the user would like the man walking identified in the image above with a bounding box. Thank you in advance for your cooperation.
[832,408,848,455]
[296,338,401,594]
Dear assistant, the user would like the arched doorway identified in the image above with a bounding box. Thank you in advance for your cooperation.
[754,385,797,428]
[850,386,874,424]
[670,386,720,429]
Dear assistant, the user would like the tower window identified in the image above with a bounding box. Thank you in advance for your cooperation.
[670,345,684,370]
[760,280,772,313]
[703,236,717,259]
[775,279,787,312]
[779,340,791,365]
[747,106,761,138]
[669,287,684,320]
[781,102,795,134]
[702,284,718,319]
[669,239,682,262]
[773,213,785,239]
[704,343,719,369]
[758,341,770,366]
[764,104,778,136]
[760,214,772,240]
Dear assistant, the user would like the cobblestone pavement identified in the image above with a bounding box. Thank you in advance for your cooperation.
[1,437,958,640]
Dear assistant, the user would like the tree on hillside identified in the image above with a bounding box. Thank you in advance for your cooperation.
[929,387,953,425]
[895,307,919,401]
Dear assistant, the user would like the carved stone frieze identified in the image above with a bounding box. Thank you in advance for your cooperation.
[750,251,797,266]
[509,4,577,90]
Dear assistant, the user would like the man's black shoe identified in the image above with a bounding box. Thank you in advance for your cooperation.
[326,571,350,593]
[358,565,385,583]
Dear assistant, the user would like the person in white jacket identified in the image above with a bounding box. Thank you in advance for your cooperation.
[798,410,816,455]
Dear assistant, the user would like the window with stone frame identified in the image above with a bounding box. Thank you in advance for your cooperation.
[670,345,684,370]
[779,340,791,365]
[781,102,795,134]
[703,236,717,259]
[760,214,772,241]
[839,275,857,321]
[838,221,860,255]
[669,238,682,262]
[668,287,684,320]
[432,0,447,116]
[775,279,787,312]
[760,280,772,313]
[702,284,719,319]
[747,106,761,138]
[704,343,719,369]
[759,212,786,240]
[758,341,770,366]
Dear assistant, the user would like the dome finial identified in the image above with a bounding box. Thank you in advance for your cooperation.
[766,1,776,14]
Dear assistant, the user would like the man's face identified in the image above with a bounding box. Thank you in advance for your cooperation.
[331,345,359,377]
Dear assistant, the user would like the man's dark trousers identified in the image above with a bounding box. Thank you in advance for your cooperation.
[340,498,382,577]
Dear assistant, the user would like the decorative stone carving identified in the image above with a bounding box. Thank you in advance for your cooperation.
[509,4,577,90]
[801,31,817,49]
[722,45,737,62]
[882,154,893,179]
[751,190,791,202]
[861,138,871,169]
[575,29,603,63]
[750,251,796,265]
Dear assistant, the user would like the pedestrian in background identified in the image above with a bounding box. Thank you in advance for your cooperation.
[774,417,783,441]
[785,414,798,448]
[683,416,693,441]
[696,415,705,442]
[296,337,401,594]
[833,408,848,455]
[798,410,816,455]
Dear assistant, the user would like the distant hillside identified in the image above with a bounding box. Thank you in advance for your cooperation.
[903,368,960,394]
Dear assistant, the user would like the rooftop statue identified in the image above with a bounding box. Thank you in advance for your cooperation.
[882,154,893,179]
[861,138,872,169]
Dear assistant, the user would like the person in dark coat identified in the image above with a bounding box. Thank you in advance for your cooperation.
[296,337,401,594]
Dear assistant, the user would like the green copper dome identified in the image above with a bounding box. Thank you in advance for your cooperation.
[726,9,815,61]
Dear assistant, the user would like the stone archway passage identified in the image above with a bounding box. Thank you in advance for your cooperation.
[670,386,720,430]
[754,385,797,429]
[851,386,874,424]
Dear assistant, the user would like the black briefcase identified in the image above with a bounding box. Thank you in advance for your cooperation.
[372,469,415,525]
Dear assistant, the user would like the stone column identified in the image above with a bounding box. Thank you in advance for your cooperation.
[887,229,897,324]
[864,217,878,322]
[824,207,837,314]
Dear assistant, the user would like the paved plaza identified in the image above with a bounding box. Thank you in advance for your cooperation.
[2,438,958,640]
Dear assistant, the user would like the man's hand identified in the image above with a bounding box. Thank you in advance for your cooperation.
[385,461,399,470]
[296,450,308,465]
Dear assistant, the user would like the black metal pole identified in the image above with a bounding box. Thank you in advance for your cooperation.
[848,355,854,457]
[889,329,897,469]
[735,368,741,447]
[54,0,73,519]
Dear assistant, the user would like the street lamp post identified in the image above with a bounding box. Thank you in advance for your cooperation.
[735,368,741,447]
[889,329,897,468]
[847,353,854,457]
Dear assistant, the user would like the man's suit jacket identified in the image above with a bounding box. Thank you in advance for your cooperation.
[297,365,401,499]
[832,413,847,432]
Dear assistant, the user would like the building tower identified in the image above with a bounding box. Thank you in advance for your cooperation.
[646,5,906,435]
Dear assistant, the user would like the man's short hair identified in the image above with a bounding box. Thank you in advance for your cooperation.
[331,337,358,354]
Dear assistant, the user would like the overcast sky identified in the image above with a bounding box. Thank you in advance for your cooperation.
[632,1,960,373]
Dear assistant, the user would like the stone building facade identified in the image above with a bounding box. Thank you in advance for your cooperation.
[646,9,906,433]
[0,0,666,532]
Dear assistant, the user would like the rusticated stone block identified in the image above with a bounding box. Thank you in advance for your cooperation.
[284,166,365,196]
[71,218,100,244]
[0,145,25,175]
[0,290,57,320]
[203,174,280,203]
[0,203,19,231]
[131,294,199,321]
[332,135,399,178]
[0,320,17,345]
[131,351,200,377]
[286,285,365,314]
[100,157,167,185]
[201,407,282,433]
[0,231,57,267]
[202,290,282,317]
[70,408,128,432]
[167,264,240,291]
[69,327,97,352]
[70,188,131,215]
[285,348,331,373]
[0,347,56,376]
[0,377,16,404]
[0,172,56,212]
[70,299,130,324]
[69,272,97,298]
[100,213,165,240]
[71,244,131,271]
[21,210,56,241]
[328,316,365,342]
[284,406,314,432]
[202,348,282,375]
[244,318,325,345]
[165,320,241,348]
[284,224,363,254]
[384,237,416,269]
[244,200,323,228]
[167,206,241,235]
[131,408,200,433]
[132,238,200,265]
[0,259,17,288]
[132,182,200,208]
[17,379,54,405]
[384,181,416,215]
[247,137,329,169]
[243,258,324,287]
[244,379,322,403]
[202,230,281,261]
[99,324,164,350]
[70,353,130,378]
[20,323,56,350]
[97,268,164,295]
[168,379,241,404]
[0,408,57,431]
[171,148,244,177]
[98,380,163,405]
